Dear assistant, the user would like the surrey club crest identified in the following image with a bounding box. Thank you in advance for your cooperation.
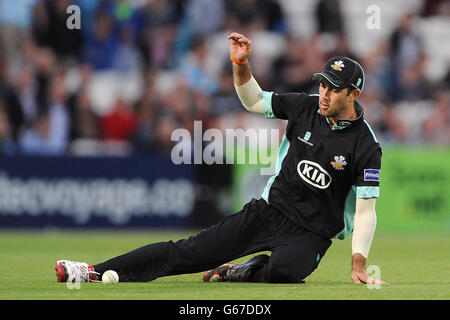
[331,60,345,71]
[331,155,347,170]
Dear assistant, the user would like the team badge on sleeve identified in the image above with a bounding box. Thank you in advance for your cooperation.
[364,169,380,181]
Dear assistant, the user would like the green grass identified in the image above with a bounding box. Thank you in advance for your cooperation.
[0,229,448,300]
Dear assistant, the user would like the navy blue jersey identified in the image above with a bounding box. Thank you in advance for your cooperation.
[261,92,381,240]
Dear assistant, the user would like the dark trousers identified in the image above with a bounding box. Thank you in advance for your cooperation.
[93,198,332,283]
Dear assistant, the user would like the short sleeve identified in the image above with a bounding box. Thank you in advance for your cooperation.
[261,91,309,120]
[355,148,382,199]
[262,91,276,119]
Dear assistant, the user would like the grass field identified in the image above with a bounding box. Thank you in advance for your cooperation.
[0,229,448,300]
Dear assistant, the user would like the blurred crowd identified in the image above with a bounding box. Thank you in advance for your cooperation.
[0,0,449,157]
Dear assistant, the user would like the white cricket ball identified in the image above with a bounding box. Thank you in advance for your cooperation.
[102,270,119,285]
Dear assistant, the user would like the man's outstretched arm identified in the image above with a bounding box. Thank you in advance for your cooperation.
[351,198,388,285]
[228,32,263,114]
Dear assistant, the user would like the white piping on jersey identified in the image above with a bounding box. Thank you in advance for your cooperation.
[363,120,378,143]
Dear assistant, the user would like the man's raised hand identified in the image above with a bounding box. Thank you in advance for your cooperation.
[228,32,252,63]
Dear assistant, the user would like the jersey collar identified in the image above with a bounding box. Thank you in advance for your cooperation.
[317,101,364,130]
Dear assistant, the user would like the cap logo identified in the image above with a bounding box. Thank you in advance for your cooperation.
[331,60,345,71]
[356,78,362,86]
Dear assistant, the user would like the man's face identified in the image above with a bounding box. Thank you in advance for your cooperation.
[318,80,352,119]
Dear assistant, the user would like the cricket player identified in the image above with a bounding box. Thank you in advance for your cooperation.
[55,33,387,285]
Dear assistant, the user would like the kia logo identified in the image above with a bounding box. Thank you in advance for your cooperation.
[297,160,332,189]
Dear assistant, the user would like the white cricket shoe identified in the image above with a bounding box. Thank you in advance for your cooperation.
[55,259,100,283]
